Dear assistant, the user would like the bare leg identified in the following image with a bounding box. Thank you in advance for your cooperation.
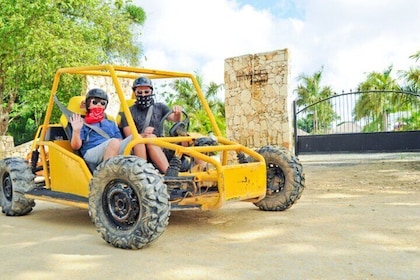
[133,144,147,160]
[147,145,169,173]
[144,134,169,173]
[104,138,121,161]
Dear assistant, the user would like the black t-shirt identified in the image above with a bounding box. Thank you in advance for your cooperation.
[120,103,171,137]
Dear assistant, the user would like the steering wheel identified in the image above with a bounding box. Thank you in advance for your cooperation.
[159,110,190,137]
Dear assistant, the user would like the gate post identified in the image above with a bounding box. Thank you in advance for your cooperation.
[293,100,299,155]
[224,49,293,154]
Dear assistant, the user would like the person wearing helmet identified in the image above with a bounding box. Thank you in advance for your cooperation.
[120,76,183,174]
[69,88,130,169]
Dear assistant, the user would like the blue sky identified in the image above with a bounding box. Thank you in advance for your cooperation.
[133,0,420,95]
[238,0,306,19]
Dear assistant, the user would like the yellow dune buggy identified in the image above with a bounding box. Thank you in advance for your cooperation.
[0,65,305,249]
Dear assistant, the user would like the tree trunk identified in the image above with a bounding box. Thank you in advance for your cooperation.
[382,113,388,132]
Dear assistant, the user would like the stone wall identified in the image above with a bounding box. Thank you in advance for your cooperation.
[0,136,32,159]
[224,49,292,151]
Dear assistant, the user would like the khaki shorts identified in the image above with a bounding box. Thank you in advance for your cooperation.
[83,137,132,165]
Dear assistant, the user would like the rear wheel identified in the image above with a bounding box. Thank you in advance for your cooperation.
[89,155,170,249]
[0,158,35,216]
[251,146,305,211]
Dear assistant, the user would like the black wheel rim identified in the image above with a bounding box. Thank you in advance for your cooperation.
[103,180,140,230]
[2,173,13,202]
[266,162,286,194]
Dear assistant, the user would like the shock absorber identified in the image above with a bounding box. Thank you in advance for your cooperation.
[166,156,182,177]
[31,149,41,173]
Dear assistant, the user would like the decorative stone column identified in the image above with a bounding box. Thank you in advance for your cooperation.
[224,49,293,152]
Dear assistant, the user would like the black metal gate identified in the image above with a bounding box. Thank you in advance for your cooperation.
[293,90,420,155]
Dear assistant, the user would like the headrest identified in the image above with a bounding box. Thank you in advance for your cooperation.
[67,96,87,115]
[60,96,87,127]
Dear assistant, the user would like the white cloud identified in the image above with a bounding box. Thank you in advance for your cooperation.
[134,0,420,94]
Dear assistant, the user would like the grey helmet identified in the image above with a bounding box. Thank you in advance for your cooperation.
[86,88,108,111]
[132,76,155,110]
[132,76,153,91]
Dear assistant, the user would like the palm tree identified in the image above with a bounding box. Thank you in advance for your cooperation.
[397,53,420,130]
[295,67,336,133]
[355,66,400,132]
[399,66,420,92]
[161,73,225,135]
[409,50,420,62]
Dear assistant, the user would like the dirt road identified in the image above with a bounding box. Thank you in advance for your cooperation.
[1,153,419,280]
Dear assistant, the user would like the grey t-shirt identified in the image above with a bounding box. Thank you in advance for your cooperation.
[120,103,171,137]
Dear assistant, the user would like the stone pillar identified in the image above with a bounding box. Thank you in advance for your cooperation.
[224,49,292,151]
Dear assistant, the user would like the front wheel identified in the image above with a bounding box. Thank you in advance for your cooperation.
[0,157,35,216]
[89,155,170,249]
[251,146,305,211]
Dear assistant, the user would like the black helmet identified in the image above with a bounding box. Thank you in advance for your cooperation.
[132,76,153,91]
[86,88,109,101]
[86,88,108,110]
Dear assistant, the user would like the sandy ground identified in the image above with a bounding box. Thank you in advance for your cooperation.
[1,153,419,280]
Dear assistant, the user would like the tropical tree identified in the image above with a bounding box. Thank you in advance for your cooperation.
[409,51,420,62]
[399,51,420,92]
[399,66,420,92]
[295,67,337,133]
[354,66,400,132]
[159,73,225,136]
[396,52,420,130]
[0,0,146,143]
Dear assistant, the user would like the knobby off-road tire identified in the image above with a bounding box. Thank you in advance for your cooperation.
[89,155,170,249]
[0,157,35,216]
[251,146,305,211]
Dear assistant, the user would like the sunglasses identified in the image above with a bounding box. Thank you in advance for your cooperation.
[135,90,151,95]
[91,99,107,106]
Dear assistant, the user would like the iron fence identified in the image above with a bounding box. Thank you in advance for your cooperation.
[294,90,420,136]
[293,90,420,154]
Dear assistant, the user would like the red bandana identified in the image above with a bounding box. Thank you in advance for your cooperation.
[85,107,105,124]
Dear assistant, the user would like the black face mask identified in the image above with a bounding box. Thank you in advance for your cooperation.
[136,94,155,110]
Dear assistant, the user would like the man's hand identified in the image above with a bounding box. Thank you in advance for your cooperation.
[69,114,83,150]
[142,126,155,136]
[69,114,83,131]
[172,105,182,115]
[171,105,183,122]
